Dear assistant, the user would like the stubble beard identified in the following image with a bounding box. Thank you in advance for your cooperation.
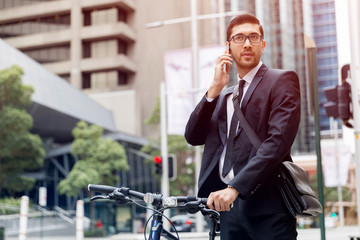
[234,55,259,73]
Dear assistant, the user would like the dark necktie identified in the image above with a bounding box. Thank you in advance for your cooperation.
[222,80,246,178]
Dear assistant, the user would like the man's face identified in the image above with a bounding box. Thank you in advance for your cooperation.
[229,23,266,75]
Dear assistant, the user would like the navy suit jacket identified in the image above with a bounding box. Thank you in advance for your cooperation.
[184,64,301,216]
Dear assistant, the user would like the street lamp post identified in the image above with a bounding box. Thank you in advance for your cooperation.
[347,0,360,230]
[145,1,244,232]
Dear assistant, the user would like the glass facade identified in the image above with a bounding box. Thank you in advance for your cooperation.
[311,0,339,131]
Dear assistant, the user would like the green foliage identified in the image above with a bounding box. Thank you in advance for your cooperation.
[142,95,197,196]
[144,96,160,125]
[141,135,195,196]
[0,65,45,195]
[57,121,129,197]
[0,197,21,215]
[0,197,35,215]
[0,65,33,110]
[167,135,195,196]
[310,174,351,202]
[84,228,106,237]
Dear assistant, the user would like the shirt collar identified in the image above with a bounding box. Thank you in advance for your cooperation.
[237,61,263,85]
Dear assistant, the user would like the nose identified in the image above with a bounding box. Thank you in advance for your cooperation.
[243,38,252,48]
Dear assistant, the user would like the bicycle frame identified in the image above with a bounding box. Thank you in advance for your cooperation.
[149,214,177,240]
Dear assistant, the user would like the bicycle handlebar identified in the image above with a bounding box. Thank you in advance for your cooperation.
[88,184,208,207]
[88,184,116,194]
[88,184,220,240]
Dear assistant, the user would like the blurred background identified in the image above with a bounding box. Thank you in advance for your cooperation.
[0,0,359,238]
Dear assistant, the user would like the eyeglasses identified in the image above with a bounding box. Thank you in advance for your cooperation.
[229,33,263,44]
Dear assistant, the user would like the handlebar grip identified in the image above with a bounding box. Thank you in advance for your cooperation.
[200,198,208,205]
[175,196,208,205]
[88,184,117,194]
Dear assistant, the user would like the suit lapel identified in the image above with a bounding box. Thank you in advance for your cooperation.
[218,64,268,142]
[241,64,268,111]
[234,64,268,139]
[218,86,234,145]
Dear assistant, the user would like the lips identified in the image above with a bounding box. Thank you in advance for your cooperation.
[241,52,254,57]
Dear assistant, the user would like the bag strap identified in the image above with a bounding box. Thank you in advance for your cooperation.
[232,85,261,150]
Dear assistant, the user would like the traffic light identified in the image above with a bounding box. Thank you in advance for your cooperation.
[153,156,162,175]
[324,85,338,118]
[324,64,352,121]
[153,155,177,180]
[168,154,177,181]
[339,64,352,121]
[337,83,351,120]
[324,84,351,120]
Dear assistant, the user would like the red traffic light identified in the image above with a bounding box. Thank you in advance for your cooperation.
[153,156,162,164]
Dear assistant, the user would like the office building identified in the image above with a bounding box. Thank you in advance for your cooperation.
[0,0,138,135]
[309,0,339,131]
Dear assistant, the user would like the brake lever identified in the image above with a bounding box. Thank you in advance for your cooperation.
[182,200,204,214]
[200,207,220,221]
[90,195,109,201]
[110,191,131,205]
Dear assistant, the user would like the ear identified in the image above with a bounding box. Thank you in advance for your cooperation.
[261,40,266,52]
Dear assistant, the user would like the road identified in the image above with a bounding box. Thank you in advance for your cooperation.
[5,226,360,240]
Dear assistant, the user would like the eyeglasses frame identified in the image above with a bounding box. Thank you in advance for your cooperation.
[229,33,263,44]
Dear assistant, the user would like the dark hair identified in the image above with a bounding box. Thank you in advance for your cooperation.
[226,13,264,41]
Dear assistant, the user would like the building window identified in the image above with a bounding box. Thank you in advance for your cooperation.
[82,73,91,89]
[83,10,92,26]
[118,40,127,54]
[117,8,127,22]
[83,42,91,58]
[0,14,70,38]
[118,71,128,85]
[23,44,70,64]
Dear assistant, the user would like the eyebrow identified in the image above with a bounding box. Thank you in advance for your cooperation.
[231,32,260,38]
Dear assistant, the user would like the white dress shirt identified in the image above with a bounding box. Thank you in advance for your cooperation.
[218,61,263,184]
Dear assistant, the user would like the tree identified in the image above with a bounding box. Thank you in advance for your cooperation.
[58,121,129,230]
[310,174,351,203]
[57,121,129,197]
[0,65,45,195]
[142,97,196,196]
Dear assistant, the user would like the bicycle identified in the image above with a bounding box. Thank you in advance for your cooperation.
[88,184,220,240]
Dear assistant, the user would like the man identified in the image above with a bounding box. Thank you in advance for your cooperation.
[184,13,300,239]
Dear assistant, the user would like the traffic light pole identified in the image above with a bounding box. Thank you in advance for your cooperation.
[160,81,170,230]
[348,0,360,230]
[311,50,326,240]
[306,39,326,240]
[160,81,170,198]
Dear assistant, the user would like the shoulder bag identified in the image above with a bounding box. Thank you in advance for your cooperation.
[232,85,323,218]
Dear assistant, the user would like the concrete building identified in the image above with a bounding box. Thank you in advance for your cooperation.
[0,0,138,135]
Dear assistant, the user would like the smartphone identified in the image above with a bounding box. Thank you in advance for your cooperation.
[223,42,230,73]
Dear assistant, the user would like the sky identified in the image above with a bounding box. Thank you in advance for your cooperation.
[334,0,351,67]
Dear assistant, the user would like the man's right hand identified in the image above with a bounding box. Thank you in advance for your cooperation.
[207,51,233,99]
[207,187,238,212]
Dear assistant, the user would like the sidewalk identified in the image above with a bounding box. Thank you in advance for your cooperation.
[297,226,360,240]
[5,226,360,240]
